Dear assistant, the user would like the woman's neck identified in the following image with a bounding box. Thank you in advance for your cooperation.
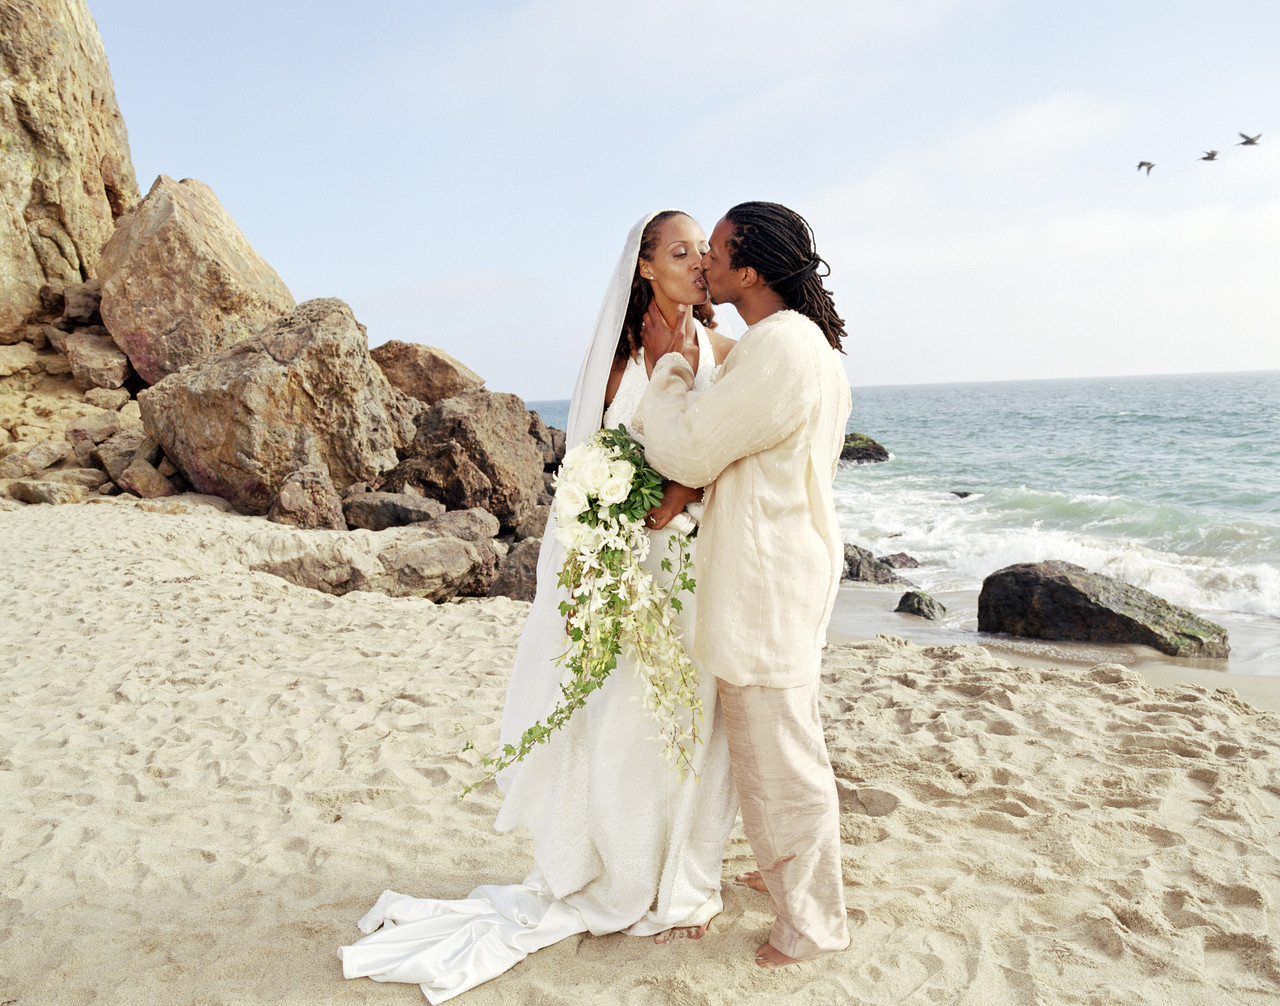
[641,291,688,359]
[649,289,681,332]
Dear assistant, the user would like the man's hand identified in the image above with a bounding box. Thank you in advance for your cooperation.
[643,302,698,370]
[644,481,703,531]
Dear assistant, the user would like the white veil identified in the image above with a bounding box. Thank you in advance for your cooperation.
[496,210,672,787]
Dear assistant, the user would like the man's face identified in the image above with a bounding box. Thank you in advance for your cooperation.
[700,217,739,307]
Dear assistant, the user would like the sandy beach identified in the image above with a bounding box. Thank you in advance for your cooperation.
[3,497,1280,1005]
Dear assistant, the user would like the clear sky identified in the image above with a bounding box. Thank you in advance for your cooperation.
[89,0,1279,401]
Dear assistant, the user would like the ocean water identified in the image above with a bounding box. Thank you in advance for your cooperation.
[529,370,1280,676]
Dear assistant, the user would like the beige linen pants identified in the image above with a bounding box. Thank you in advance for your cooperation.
[717,676,850,960]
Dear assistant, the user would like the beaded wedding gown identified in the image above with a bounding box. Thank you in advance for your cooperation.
[338,323,737,1004]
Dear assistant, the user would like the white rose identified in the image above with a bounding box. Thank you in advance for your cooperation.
[555,481,589,519]
[559,443,589,472]
[608,459,634,483]
[581,458,612,494]
[598,475,630,506]
[553,516,589,550]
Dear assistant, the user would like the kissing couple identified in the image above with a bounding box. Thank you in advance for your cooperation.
[340,202,854,1002]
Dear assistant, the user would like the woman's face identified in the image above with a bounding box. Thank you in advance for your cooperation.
[639,214,709,307]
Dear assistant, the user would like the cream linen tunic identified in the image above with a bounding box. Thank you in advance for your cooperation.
[635,309,852,689]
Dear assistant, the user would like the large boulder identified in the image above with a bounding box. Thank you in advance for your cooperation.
[370,340,484,404]
[99,175,295,384]
[342,491,446,531]
[381,389,546,532]
[61,327,131,389]
[236,526,486,601]
[0,0,140,340]
[978,560,1230,658]
[488,539,540,601]
[416,508,500,542]
[411,508,502,597]
[138,298,421,515]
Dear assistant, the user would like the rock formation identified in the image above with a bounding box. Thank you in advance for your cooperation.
[0,8,541,604]
[488,539,540,602]
[138,298,421,514]
[99,175,296,384]
[233,524,488,602]
[0,0,140,340]
[380,389,546,532]
[370,340,484,404]
[978,560,1230,658]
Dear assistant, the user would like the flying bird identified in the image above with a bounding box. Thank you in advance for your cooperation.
[1200,150,1219,160]
[1137,161,1155,174]
[1238,132,1261,145]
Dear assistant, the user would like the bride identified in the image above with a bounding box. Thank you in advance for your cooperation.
[338,210,739,1002]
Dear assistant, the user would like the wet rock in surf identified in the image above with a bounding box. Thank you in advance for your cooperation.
[896,590,945,620]
[843,543,913,585]
[977,560,1229,658]
[840,432,889,464]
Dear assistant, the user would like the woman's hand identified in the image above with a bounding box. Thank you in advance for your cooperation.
[643,302,698,371]
[644,481,703,531]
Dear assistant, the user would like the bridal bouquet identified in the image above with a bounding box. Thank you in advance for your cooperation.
[462,425,701,794]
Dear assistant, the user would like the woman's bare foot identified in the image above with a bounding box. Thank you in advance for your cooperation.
[755,942,801,968]
[654,924,706,944]
[735,870,768,893]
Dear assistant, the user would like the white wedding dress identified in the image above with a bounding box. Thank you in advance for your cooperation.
[338,322,737,1003]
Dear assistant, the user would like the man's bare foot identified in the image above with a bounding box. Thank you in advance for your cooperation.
[755,942,801,968]
[735,870,768,893]
[654,924,706,944]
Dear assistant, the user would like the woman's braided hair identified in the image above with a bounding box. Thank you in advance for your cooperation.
[723,202,846,353]
[617,211,716,365]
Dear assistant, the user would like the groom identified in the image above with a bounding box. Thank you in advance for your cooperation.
[637,202,852,967]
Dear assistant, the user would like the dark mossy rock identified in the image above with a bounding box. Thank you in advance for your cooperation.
[978,560,1229,658]
[896,591,945,620]
[840,433,889,464]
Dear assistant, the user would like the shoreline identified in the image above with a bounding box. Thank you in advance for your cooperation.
[830,582,1280,713]
[3,498,1280,1003]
